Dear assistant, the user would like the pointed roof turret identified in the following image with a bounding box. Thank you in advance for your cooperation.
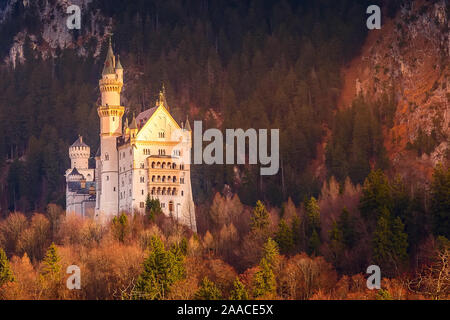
[116,54,123,70]
[71,135,88,148]
[129,113,138,130]
[102,36,115,75]
[185,115,192,131]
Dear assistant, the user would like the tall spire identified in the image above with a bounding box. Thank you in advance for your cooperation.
[102,35,115,75]
[185,115,191,131]
[129,112,138,130]
[116,54,123,70]
[159,83,169,110]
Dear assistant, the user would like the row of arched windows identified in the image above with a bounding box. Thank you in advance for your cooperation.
[151,175,177,183]
[151,161,178,169]
[150,187,177,196]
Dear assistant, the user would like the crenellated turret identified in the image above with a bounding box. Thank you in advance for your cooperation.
[69,136,90,169]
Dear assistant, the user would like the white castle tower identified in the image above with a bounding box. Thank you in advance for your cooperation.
[67,36,196,231]
[96,37,124,220]
[65,136,95,216]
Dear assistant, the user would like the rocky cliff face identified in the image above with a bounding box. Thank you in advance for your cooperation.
[0,0,109,67]
[338,0,449,182]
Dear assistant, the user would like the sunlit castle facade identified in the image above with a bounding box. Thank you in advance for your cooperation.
[65,39,196,231]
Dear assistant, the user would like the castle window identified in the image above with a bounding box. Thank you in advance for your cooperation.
[106,176,109,181]
[158,131,165,138]
[105,153,109,161]
[141,190,144,195]
[181,191,184,196]
[172,163,176,169]
[161,203,165,208]
[140,176,145,183]
[113,187,116,191]
[140,163,144,169]
[140,202,144,208]
[113,117,115,121]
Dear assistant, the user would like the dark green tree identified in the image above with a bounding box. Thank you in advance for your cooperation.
[430,165,450,238]
[372,208,408,275]
[274,219,294,254]
[133,236,185,300]
[145,194,163,223]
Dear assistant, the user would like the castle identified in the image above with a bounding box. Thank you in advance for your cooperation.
[65,39,196,231]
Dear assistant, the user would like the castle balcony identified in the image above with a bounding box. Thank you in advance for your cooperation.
[148,185,179,196]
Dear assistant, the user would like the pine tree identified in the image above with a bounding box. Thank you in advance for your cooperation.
[430,165,450,238]
[0,248,14,286]
[252,258,276,298]
[229,277,248,300]
[329,221,344,262]
[262,237,280,269]
[359,170,392,221]
[250,200,270,233]
[308,229,321,256]
[305,197,320,232]
[373,208,408,275]
[145,194,162,223]
[195,277,222,300]
[41,243,62,279]
[112,213,129,243]
[275,219,294,254]
[133,236,185,300]
[338,207,358,248]
[252,238,279,298]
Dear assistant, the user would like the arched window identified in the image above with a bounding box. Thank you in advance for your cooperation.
[172,163,176,169]
[173,176,176,183]
[172,188,176,195]
[105,153,109,161]
[162,176,165,182]
[152,162,155,168]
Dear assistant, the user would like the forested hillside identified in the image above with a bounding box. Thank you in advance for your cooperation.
[0,0,449,301]
[0,0,378,213]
